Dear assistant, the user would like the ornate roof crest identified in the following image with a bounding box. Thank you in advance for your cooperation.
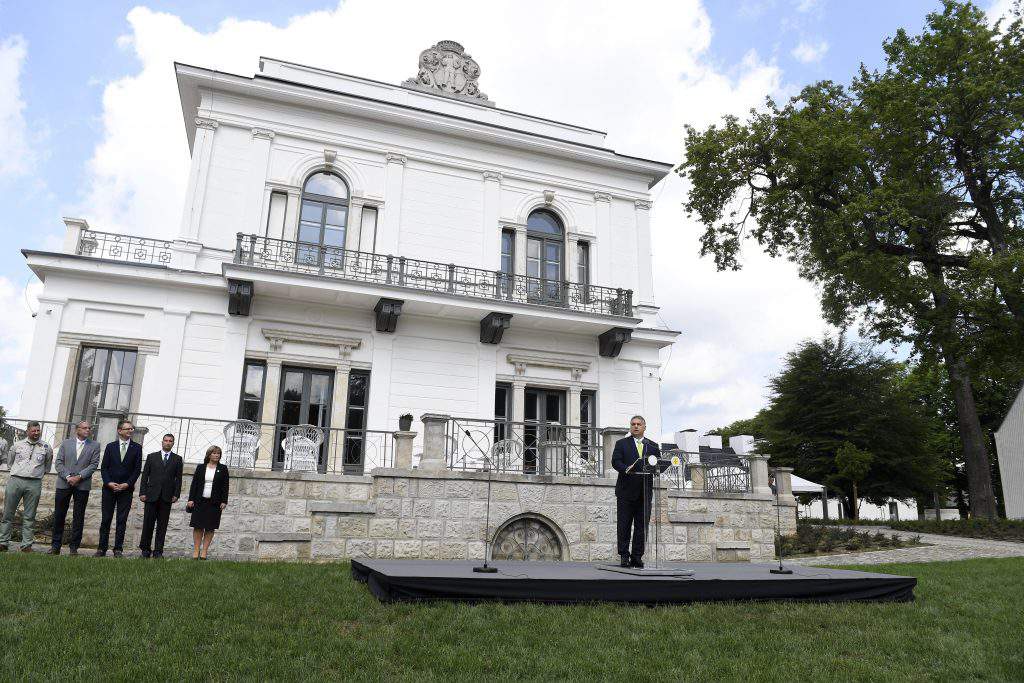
[401,40,494,107]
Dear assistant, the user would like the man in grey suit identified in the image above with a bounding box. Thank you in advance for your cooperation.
[48,421,101,555]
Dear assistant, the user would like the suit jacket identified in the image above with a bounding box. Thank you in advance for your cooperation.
[54,438,102,491]
[100,440,143,491]
[612,436,661,501]
[188,463,230,507]
[139,450,183,503]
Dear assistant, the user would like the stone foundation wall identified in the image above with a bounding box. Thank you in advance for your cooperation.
[0,468,796,563]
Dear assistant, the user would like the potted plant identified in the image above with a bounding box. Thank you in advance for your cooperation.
[398,413,413,431]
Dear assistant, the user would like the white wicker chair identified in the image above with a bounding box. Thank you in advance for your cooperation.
[491,438,523,472]
[282,424,324,472]
[223,419,260,469]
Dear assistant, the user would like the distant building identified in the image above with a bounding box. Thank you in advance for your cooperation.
[995,384,1024,520]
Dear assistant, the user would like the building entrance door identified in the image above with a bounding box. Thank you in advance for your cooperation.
[275,367,333,469]
[524,388,565,474]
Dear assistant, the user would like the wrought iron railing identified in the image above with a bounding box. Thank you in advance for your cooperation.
[76,230,173,265]
[659,449,751,494]
[445,416,604,477]
[234,233,634,317]
[1,414,393,476]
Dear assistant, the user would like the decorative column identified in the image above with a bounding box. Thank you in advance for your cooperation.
[393,430,416,469]
[593,192,611,289]
[62,217,88,253]
[511,378,526,453]
[378,152,407,255]
[283,189,301,242]
[634,199,655,306]
[242,128,275,237]
[20,297,66,419]
[257,359,283,469]
[179,117,218,241]
[602,426,628,479]
[514,225,527,276]
[747,453,772,496]
[418,413,450,472]
[346,197,365,252]
[567,233,579,283]
[482,171,502,270]
[689,462,707,492]
[330,361,352,467]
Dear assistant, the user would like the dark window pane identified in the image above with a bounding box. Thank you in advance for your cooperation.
[244,364,265,399]
[347,373,368,407]
[241,400,260,423]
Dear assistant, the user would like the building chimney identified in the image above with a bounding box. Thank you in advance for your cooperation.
[729,435,755,454]
[675,429,700,454]
[699,434,723,450]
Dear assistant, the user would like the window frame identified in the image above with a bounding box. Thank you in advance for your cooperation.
[237,359,267,423]
[297,171,350,268]
[68,345,139,432]
[526,209,566,303]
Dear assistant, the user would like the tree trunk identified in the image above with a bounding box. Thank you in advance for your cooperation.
[943,353,998,519]
[851,482,859,521]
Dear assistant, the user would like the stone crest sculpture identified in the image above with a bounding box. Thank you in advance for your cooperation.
[402,40,494,107]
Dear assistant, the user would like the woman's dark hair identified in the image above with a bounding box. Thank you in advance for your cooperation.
[203,445,223,465]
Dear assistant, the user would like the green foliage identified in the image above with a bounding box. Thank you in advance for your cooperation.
[678,1,1024,517]
[890,518,1024,541]
[755,336,942,513]
[782,518,922,556]
[835,442,874,484]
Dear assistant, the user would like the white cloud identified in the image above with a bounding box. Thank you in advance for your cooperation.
[65,0,826,433]
[791,39,828,63]
[0,276,40,415]
[795,0,819,11]
[0,34,34,178]
[988,0,1020,24]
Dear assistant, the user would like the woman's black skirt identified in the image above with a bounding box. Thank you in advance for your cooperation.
[189,498,223,530]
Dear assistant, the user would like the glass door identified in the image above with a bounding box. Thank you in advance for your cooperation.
[275,367,334,470]
[524,388,566,474]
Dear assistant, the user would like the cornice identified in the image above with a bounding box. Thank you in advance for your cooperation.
[261,327,362,358]
[57,331,160,356]
[506,352,591,381]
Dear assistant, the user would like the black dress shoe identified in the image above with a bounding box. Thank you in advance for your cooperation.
[69,549,79,556]
[140,550,151,559]
[630,558,644,569]
[94,549,106,557]
[112,550,123,558]
[153,552,163,559]
[620,556,631,568]
[47,547,60,555]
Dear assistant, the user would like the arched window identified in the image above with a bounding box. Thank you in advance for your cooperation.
[526,209,564,301]
[297,172,349,265]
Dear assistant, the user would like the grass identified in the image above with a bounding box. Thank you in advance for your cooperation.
[0,555,1021,681]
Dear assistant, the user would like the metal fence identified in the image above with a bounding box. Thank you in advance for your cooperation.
[445,416,604,477]
[76,229,173,266]
[1,415,393,476]
[659,449,751,493]
[235,233,634,318]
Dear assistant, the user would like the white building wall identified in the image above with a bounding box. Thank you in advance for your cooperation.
[995,386,1024,520]
[799,498,919,522]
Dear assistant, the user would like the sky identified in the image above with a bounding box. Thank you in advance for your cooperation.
[0,0,1015,436]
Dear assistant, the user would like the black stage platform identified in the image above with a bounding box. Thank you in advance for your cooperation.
[351,559,915,604]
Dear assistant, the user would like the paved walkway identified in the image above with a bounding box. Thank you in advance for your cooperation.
[788,526,1024,565]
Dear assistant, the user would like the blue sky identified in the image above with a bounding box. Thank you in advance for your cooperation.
[0,0,1005,429]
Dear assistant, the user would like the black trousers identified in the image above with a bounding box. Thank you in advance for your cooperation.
[98,487,133,552]
[52,487,90,551]
[139,500,173,553]
[616,494,652,560]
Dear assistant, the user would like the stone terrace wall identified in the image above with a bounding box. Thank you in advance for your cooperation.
[0,468,796,562]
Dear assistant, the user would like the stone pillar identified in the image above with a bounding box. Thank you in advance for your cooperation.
[346,198,364,252]
[257,359,283,469]
[593,193,611,289]
[773,467,794,497]
[418,413,450,472]
[747,453,772,496]
[378,153,407,255]
[20,297,67,419]
[283,189,301,241]
[242,128,275,237]
[567,234,579,283]
[179,117,218,241]
[511,379,526,457]
[393,430,416,469]
[514,226,527,276]
[95,409,123,446]
[62,217,88,253]
[482,171,502,270]
[689,462,707,491]
[330,363,351,468]
[602,427,628,479]
[634,199,655,306]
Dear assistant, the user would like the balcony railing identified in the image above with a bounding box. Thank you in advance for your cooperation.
[444,416,604,477]
[76,229,173,266]
[660,449,751,494]
[234,234,633,317]
[1,414,393,476]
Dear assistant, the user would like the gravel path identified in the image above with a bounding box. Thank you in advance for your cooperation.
[787,525,1024,565]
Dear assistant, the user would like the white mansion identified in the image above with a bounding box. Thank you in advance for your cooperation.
[10,42,795,561]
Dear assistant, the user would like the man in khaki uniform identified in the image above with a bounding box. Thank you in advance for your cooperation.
[0,422,54,552]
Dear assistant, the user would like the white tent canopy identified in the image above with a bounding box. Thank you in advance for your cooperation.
[791,474,826,494]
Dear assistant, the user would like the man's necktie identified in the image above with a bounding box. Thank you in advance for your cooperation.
[120,442,127,460]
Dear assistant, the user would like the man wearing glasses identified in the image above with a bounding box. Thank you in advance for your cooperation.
[96,420,142,557]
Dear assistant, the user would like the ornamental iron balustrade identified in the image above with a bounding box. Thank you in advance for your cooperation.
[445,416,603,477]
[234,233,633,317]
[659,449,751,494]
[2,414,394,475]
[76,230,173,266]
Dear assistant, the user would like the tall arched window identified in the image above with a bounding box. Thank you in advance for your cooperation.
[297,171,349,265]
[526,209,564,302]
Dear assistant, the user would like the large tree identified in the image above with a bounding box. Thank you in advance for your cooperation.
[679,1,1023,517]
[755,337,942,517]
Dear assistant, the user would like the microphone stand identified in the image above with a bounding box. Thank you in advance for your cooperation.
[769,468,793,574]
[464,428,498,574]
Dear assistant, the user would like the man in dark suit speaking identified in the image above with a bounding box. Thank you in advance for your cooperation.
[611,415,660,568]
[138,433,183,558]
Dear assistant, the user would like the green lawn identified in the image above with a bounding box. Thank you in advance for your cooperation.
[1,555,1020,681]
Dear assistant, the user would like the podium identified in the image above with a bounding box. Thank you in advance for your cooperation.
[597,454,693,577]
